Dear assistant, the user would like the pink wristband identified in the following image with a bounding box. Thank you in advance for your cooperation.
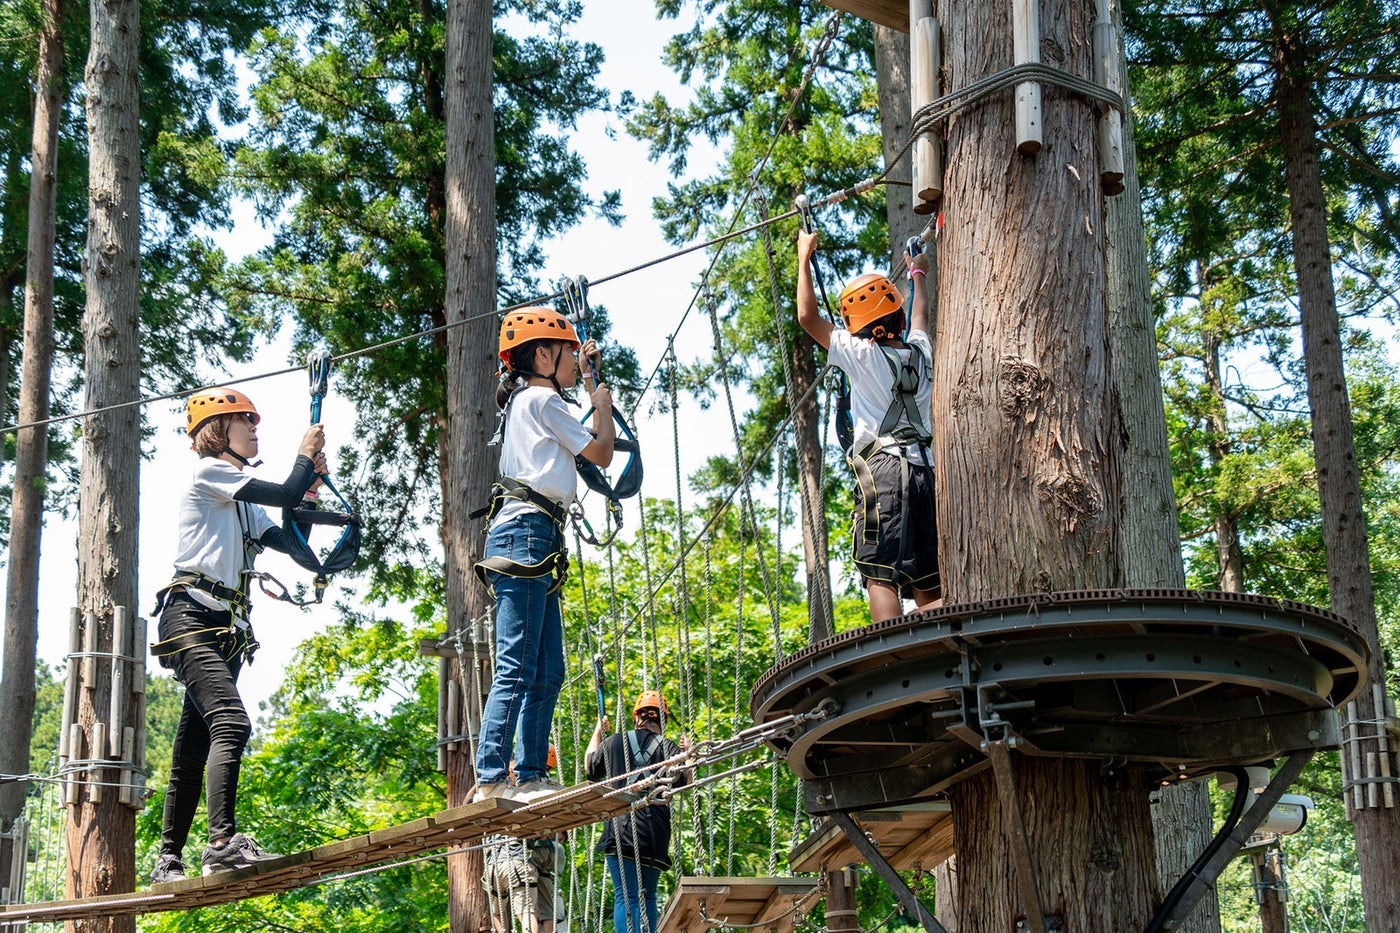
[910,268,927,277]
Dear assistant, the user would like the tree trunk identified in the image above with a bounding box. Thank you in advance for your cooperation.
[1273,24,1400,931]
[933,0,1159,926]
[1102,4,1218,927]
[68,0,141,926]
[442,0,499,928]
[874,25,920,267]
[878,24,970,929]
[0,0,64,892]
[1255,847,1288,933]
[1202,327,1244,591]
[790,326,834,642]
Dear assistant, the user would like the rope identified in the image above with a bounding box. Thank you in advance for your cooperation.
[626,7,846,415]
[1,21,1123,445]
[705,284,785,661]
[0,215,808,439]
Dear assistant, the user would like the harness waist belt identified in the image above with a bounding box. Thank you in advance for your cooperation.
[151,573,252,617]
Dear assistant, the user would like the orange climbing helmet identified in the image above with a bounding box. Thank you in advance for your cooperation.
[498,307,581,364]
[547,743,559,769]
[839,273,904,334]
[633,690,670,719]
[186,388,260,437]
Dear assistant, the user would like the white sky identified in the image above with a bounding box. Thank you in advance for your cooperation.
[21,0,748,720]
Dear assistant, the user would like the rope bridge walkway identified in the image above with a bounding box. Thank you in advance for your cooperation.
[0,787,633,924]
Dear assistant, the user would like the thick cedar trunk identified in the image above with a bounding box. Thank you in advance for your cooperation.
[0,0,64,889]
[1274,27,1400,931]
[933,0,1157,927]
[1102,4,1217,925]
[442,0,498,928]
[68,0,141,927]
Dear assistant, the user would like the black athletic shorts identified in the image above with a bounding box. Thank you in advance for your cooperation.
[851,450,941,598]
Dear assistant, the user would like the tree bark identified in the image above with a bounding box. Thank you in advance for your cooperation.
[1273,22,1400,931]
[1102,4,1218,926]
[442,0,499,928]
[933,0,1159,926]
[1203,327,1244,592]
[790,326,834,642]
[0,0,64,891]
[1255,847,1288,933]
[68,0,141,926]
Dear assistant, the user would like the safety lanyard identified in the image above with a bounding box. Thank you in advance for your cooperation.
[558,275,644,547]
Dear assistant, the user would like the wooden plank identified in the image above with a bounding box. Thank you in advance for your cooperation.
[418,636,491,658]
[0,785,635,923]
[818,0,907,32]
[658,877,820,933]
[788,803,952,872]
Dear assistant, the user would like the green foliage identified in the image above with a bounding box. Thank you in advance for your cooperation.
[222,0,633,598]
[0,0,278,541]
[632,1,886,507]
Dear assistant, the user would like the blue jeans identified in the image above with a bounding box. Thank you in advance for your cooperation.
[606,854,662,933]
[476,510,566,785]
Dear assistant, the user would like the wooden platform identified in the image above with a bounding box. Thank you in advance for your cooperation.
[819,0,906,32]
[657,877,821,933]
[788,802,953,873]
[0,784,634,923]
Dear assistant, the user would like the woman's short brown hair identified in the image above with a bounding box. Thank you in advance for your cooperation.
[192,413,232,458]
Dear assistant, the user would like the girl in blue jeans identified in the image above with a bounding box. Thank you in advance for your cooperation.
[473,307,614,802]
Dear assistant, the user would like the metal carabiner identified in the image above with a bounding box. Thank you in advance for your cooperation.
[794,193,815,233]
[307,346,332,424]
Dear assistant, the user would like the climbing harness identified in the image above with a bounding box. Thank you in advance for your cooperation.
[845,234,935,556]
[275,348,363,606]
[558,275,644,547]
[149,613,259,669]
[470,476,571,593]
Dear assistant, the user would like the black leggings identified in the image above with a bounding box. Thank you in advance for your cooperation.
[157,592,251,855]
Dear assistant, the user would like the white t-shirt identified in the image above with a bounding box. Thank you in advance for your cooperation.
[172,458,276,614]
[828,327,933,463]
[492,386,596,528]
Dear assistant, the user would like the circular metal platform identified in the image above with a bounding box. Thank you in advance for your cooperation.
[750,589,1367,812]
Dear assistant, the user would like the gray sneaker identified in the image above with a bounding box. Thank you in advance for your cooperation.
[510,778,565,803]
[150,854,187,885]
[201,833,282,875]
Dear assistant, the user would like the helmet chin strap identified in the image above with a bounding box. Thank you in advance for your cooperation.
[515,344,569,396]
[223,447,263,469]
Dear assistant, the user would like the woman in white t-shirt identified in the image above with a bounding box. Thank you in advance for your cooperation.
[148,388,326,885]
[472,308,615,804]
[796,230,943,623]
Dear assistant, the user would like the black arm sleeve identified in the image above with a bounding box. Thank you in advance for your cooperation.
[233,455,317,509]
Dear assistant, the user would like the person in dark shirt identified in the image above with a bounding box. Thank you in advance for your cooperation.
[585,691,692,933]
